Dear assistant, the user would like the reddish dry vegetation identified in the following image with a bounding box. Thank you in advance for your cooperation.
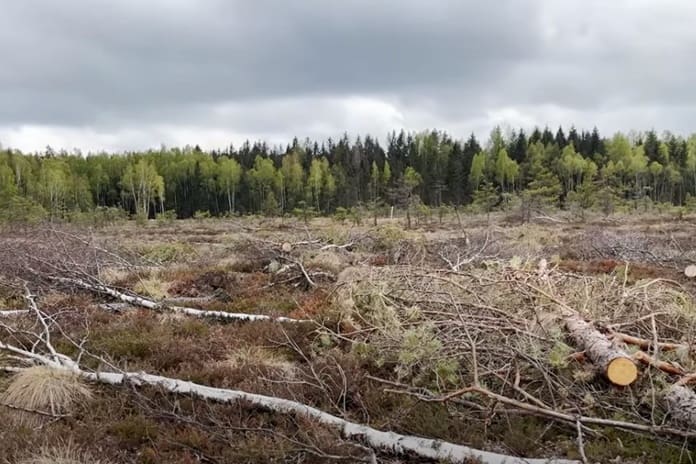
[2,217,696,463]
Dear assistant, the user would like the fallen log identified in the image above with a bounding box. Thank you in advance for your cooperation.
[0,344,577,464]
[85,370,577,464]
[53,276,306,323]
[566,316,638,386]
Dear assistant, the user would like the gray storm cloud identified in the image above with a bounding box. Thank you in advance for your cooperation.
[0,0,694,151]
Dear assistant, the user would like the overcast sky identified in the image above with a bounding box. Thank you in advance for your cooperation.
[1,0,694,152]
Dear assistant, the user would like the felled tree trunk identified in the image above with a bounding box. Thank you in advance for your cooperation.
[55,276,305,323]
[73,368,578,464]
[566,316,638,386]
[0,337,578,464]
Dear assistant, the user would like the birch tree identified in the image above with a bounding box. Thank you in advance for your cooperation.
[121,159,165,218]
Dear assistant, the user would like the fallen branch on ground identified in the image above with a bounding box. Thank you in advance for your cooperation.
[413,383,696,440]
[0,341,576,464]
[319,242,354,251]
[54,276,307,323]
[22,365,580,463]
[0,310,29,317]
[611,332,689,352]
[0,289,578,464]
[633,350,686,376]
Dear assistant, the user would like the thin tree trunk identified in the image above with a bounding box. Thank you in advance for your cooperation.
[566,316,638,386]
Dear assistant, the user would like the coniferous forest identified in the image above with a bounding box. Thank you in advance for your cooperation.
[2,126,696,222]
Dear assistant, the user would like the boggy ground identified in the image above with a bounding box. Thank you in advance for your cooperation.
[2,212,696,463]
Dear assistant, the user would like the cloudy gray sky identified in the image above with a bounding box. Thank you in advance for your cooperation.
[1,0,694,152]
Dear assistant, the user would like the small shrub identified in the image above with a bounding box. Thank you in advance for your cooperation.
[138,243,195,264]
[110,415,159,447]
[172,319,210,338]
[348,206,364,225]
[193,209,211,220]
[134,213,148,226]
[133,275,169,300]
[223,346,296,377]
[332,207,348,223]
[396,324,442,381]
[66,207,127,227]
[373,224,407,251]
[547,340,574,369]
[0,196,47,225]
[155,209,177,225]
[92,326,157,360]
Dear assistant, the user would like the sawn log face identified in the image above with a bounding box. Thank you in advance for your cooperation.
[566,316,638,386]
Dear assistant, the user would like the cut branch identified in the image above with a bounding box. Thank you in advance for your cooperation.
[611,332,688,352]
[633,351,686,376]
[426,384,696,440]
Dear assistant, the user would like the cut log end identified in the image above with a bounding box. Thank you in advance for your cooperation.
[606,357,638,386]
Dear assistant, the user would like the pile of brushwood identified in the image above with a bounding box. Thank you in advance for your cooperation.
[1,226,696,463]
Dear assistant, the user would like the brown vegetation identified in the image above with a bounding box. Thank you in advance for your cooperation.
[2,215,696,463]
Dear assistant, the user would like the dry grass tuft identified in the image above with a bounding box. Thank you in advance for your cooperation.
[306,250,346,275]
[133,274,170,300]
[18,440,109,464]
[98,266,131,285]
[223,346,296,377]
[2,366,92,426]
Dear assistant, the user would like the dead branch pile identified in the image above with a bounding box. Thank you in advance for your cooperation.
[0,227,142,291]
[567,229,696,267]
[333,263,696,445]
[0,229,307,323]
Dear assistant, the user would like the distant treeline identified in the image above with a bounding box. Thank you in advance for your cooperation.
[2,126,696,222]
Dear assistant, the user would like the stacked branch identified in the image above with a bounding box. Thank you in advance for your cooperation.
[334,263,696,451]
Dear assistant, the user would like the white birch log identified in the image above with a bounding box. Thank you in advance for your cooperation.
[0,310,29,317]
[0,338,576,463]
[78,368,579,463]
[55,277,306,323]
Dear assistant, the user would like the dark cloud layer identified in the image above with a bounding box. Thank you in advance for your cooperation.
[0,0,694,151]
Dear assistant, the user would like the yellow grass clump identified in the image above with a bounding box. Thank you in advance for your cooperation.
[1,366,92,426]
[19,440,110,464]
[133,275,170,300]
[224,346,296,377]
